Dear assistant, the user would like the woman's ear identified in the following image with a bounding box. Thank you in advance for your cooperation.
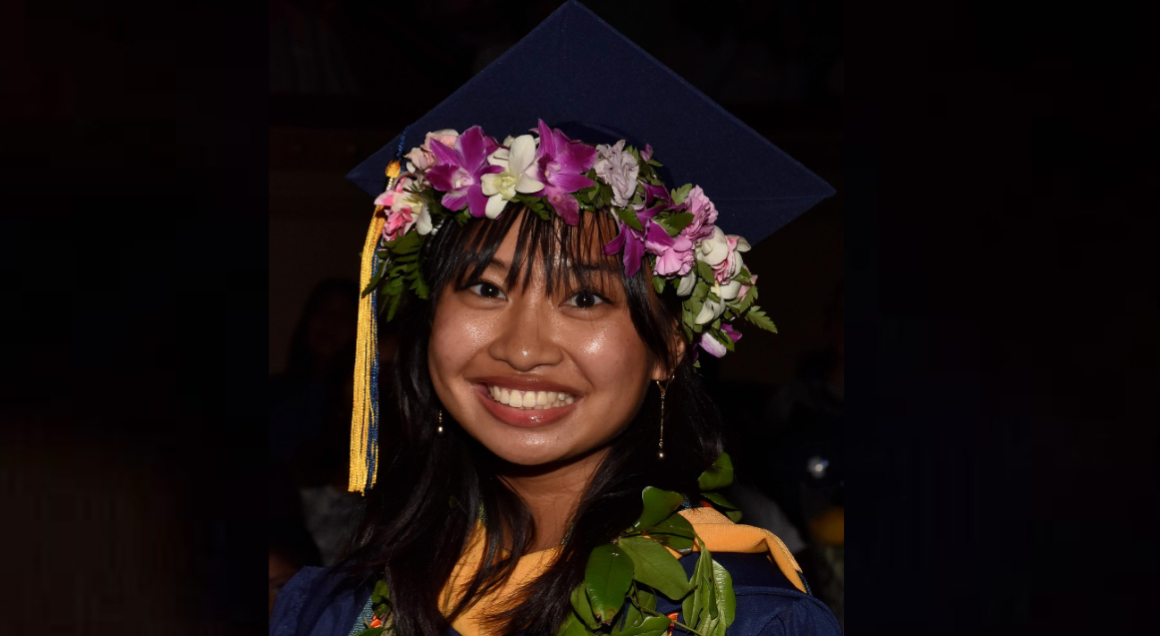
[650,321,686,382]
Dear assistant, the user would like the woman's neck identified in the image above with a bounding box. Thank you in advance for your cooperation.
[496,447,609,553]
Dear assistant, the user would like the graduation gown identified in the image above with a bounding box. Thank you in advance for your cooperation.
[270,508,841,636]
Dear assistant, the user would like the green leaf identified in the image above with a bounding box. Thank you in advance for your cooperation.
[409,269,430,300]
[648,516,695,554]
[685,296,704,322]
[648,512,695,539]
[682,541,711,630]
[634,585,657,613]
[615,207,643,233]
[389,230,423,255]
[671,184,693,206]
[701,492,743,521]
[647,159,663,167]
[619,536,691,600]
[631,487,685,532]
[744,307,778,333]
[613,614,670,636]
[692,279,710,302]
[371,580,390,604]
[385,290,403,322]
[695,261,715,285]
[352,628,384,636]
[663,212,695,235]
[557,613,593,636]
[362,255,390,297]
[708,557,737,632]
[731,286,756,314]
[570,584,601,630]
[615,585,653,635]
[651,272,665,295]
[697,453,735,492]
[700,490,739,512]
[584,544,634,624]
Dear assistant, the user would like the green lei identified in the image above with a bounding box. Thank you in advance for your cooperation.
[355,453,743,636]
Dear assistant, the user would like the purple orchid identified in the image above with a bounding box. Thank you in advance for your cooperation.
[425,126,503,218]
[603,186,677,277]
[699,323,743,358]
[533,120,598,225]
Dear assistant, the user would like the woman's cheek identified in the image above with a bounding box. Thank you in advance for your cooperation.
[570,319,649,387]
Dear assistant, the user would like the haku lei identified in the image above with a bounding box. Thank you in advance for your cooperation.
[354,454,743,636]
[367,121,777,363]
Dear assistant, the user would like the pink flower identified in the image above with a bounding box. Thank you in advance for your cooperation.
[593,140,639,208]
[654,234,695,277]
[683,186,718,243]
[375,176,431,240]
[404,129,459,171]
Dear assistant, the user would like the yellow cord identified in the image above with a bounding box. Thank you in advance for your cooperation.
[350,210,386,494]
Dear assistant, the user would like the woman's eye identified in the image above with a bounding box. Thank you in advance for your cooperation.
[468,282,506,299]
[566,290,606,309]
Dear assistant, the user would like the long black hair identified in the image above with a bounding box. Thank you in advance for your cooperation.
[337,207,725,635]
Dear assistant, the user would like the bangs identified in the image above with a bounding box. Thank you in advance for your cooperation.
[428,207,629,299]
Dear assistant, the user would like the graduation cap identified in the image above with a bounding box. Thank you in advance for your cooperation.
[347,0,834,247]
[345,1,835,493]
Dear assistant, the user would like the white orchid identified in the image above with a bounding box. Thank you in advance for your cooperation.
[676,271,697,296]
[480,134,545,219]
[697,226,750,285]
[695,277,744,325]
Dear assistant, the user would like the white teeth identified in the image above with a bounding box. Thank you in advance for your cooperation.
[487,385,574,409]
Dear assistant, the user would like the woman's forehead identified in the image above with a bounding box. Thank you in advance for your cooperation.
[466,209,622,284]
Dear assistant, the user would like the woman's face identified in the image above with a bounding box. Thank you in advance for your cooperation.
[428,214,670,467]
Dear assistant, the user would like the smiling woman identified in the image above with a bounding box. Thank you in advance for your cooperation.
[428,209,676,472]
[269,4,838,636]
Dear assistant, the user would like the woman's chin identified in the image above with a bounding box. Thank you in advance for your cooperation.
[487,445,573,468]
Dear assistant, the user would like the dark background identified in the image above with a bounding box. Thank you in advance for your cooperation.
[2,0,1158,634]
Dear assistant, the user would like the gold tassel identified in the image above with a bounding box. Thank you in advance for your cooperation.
[350,211,386,494]
[349,161,399,494]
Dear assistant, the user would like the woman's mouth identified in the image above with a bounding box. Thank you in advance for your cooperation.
[472,381,580,428]
[485,386,575,410]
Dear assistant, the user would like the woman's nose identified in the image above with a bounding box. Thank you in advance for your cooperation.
[488,297,562,371]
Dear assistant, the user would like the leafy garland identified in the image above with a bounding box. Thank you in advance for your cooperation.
[353,453,744,636]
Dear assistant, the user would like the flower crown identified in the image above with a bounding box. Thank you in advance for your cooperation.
[367,119,777,362]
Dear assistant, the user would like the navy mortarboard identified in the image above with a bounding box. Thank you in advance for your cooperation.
[346,0,835,494]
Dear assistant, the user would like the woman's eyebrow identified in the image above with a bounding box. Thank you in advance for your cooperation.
[484,257,510,273]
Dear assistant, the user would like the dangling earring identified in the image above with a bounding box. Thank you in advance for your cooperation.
[437,409,444,436]
[656,374,673,460]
